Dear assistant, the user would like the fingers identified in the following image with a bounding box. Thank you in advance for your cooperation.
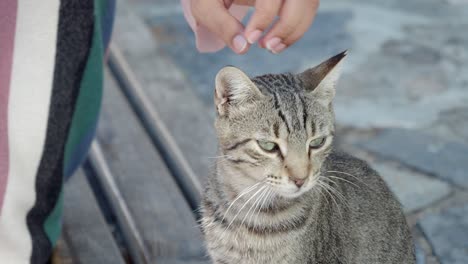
[191,0,319,54]
[244,0,282,44]
[192,0,249,54]
[260,0,319,53]
[283,15,315,46]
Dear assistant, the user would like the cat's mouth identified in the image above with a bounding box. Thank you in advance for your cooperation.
[266,175,319,198]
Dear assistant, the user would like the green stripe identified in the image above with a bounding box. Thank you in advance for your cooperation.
[43,190,63,247]
[43,0,107,246]
[63,0,105,170]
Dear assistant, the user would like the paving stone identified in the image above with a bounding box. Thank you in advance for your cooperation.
[446,0,468,5]
[415,242,426,264]
[419,204,468,264]
[333,24,468,129]
[412,230,441,264]
[371,163,451,213]
[325,4,468,130]
[348,0,468,19]
[427,106,468,145]
[359,128,468,188]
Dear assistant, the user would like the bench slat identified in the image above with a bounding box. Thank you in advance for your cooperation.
[62,169,125,264]
[112,0,217,193]
[108,46,202,211]
[95,70,208,262]
[88,142,151,264]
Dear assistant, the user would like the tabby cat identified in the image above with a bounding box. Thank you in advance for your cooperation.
[201,51,415,264]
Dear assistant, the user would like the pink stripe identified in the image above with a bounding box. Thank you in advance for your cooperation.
[0,0,17,214]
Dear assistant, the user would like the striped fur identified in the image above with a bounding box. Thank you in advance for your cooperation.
[202,53,415,264]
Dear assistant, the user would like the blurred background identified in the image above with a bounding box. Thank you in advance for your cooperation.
[59,0,468,264]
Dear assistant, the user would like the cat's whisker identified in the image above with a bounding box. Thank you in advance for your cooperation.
[203,220,213,229]
[310,176,328,201]
[253,189,273,227]
[322,177,344,195]
[326,170,357,178]
[243,187,269,227]
[315,187,330,207]
[245,188,268,222]
[220,181,263,224]
[194,207,208,228]
[235,187,269,241]
[228,185,267,227]
[319,183,343,218]
[250,188,270,225]
[207,155,233,159]
[320,177,349,203]
[221,185,267,240]
[321,179,351,209]
[202,212,219,229]
[193,206,203,214]
[317,180,343,219]
[326,175,360,189]
[326,170,375,192]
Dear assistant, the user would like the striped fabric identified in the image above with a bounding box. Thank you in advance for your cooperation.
[0,0,115,263]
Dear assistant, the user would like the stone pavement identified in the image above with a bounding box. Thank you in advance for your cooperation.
[125,1,468,263]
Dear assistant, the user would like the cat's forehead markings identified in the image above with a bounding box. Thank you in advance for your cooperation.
[251,73,310,142]
[251,73,302,93]
[273,122,280,138]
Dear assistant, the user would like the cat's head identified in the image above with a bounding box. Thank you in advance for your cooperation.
[214,51,346,199]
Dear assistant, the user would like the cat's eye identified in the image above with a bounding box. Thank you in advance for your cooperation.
[309,137,326,149]
[257,140,278,152]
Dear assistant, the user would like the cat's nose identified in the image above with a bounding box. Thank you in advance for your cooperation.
[292,178,305,188]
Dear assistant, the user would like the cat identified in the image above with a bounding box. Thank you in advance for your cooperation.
[200,51,415,264]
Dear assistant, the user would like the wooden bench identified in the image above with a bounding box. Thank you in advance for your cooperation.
[55,1,216,263]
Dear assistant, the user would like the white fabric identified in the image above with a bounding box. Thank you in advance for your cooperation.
[0,0,60,261]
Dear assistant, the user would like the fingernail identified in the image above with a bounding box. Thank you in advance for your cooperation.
[271,43,287,54]
[265,37,282,51]
[247,29,262,44]
[233,34,248,53]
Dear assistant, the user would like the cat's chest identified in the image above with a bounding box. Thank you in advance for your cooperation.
[206,225,306,264]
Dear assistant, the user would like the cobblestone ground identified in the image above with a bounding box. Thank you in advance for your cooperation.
[126,1,468,263]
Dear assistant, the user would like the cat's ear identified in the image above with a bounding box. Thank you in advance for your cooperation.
[214,66,263,116]
[298,51,347,105]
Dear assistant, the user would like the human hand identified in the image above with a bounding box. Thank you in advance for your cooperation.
[190,0,320,54]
